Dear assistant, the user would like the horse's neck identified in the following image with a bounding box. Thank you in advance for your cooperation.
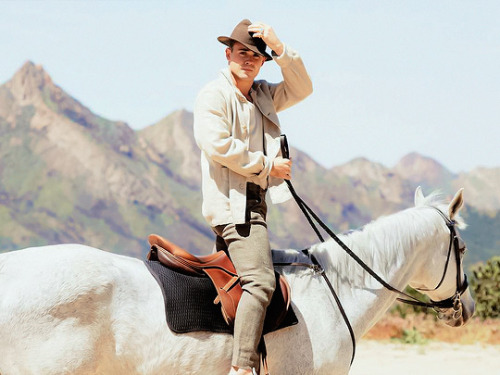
[308,208,434,337]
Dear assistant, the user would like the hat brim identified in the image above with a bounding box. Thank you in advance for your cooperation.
[218,36,273,61]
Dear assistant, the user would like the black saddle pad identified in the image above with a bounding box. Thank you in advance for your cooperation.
[144,259,298,334]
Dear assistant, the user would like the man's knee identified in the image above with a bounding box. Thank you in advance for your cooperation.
[241,268,276,304]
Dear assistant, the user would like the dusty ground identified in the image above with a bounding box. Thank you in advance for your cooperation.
[350,341,500,375]
[350,315,500,374]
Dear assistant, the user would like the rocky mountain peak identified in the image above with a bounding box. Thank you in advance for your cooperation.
[395,152,439,169]
[393,152,455,188]
[331,157,390,182]
[6,61,55,103]
[176,108,192,123]
[138,109,200,186]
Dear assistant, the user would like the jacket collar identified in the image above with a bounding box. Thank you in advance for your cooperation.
[221,68,247,102]
[220,68,280,127]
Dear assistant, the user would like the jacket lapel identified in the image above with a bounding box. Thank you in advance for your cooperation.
[252,84,280,127]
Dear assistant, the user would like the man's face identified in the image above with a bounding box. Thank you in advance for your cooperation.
[226,42,266,83]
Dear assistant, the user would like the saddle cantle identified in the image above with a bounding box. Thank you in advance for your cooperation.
[146,234,293,332]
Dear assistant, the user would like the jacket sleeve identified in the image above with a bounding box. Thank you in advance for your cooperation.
[193,87,272,178]
[268,44,313,113]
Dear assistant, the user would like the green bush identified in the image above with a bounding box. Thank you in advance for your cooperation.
[391,327,428,345]
[471,256,500,320]
[391,287,435,318]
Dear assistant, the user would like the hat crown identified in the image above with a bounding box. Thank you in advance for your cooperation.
[217,19,272,61]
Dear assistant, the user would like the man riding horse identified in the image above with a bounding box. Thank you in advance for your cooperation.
[193,19,313,374]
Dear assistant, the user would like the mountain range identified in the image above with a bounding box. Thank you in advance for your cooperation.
[0,62,498,269]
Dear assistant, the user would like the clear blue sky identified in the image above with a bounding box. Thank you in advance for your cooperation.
[1,0,499,173]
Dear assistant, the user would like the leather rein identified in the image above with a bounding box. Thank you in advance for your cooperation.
[277,134,469,366]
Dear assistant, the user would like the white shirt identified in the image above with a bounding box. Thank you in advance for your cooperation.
[245,94,268,190]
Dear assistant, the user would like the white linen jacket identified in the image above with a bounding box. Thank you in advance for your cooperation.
[193,44,313,226]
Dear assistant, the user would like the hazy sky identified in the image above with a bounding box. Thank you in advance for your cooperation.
[1,1,499,173]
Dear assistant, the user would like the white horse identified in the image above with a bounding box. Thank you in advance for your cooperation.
[0,187,475,375]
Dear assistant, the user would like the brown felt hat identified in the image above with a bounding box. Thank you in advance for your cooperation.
[218,19,273,61]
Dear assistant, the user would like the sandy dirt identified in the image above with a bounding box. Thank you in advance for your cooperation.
[349,315,500,374]
[350,340,500,375]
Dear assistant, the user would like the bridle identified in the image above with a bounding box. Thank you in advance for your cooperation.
[277,134,470,366]
[412,208,469,318]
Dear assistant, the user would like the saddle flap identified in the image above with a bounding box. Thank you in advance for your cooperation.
[261,274,293,334]
[279,274,292,310]
[203,268,242,326]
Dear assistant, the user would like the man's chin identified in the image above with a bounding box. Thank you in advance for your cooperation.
[236,72,254,81]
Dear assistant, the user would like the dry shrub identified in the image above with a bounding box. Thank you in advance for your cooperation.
[364,314,500,345]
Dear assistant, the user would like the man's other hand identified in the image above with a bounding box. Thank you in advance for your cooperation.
[270,157,292,180]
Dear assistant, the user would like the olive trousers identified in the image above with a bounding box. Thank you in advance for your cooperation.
[212,183,276,370]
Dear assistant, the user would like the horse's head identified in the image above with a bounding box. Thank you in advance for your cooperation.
[410,187,475,327]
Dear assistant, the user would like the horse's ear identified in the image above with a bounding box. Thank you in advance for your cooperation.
[414,186,425,206]
[449,188,465,219]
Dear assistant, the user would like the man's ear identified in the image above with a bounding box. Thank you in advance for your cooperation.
[225,47,232,62]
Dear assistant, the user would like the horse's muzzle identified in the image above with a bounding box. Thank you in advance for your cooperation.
[439,289,475,327]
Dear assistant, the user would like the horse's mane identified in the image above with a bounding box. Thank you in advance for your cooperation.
[313,191,466,286]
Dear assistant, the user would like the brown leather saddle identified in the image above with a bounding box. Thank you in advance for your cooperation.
[147,234,292,328]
